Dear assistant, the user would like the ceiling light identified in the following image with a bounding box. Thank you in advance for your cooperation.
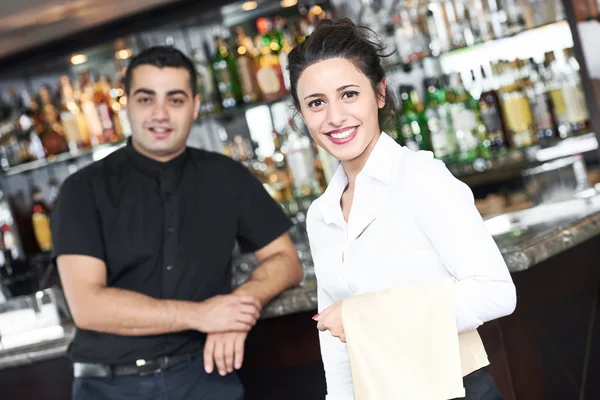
[70,54,87,65]
[242,1,258,11]
[280,0,297,7]
[115,49,132,60]
[311,5,323,15]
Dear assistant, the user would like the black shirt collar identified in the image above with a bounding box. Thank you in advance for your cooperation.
[125,137,188,178]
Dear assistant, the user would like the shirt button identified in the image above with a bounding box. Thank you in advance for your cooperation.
[166,265,174,271]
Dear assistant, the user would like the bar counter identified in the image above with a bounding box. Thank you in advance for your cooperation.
[2,194,600,399]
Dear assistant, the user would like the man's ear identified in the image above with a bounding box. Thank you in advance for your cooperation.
[193,94,201,120]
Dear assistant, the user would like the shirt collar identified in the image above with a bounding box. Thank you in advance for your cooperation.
[126,137,188,178]
[319,132,398,225]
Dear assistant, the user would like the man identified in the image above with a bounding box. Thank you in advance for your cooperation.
[52,46,303,400]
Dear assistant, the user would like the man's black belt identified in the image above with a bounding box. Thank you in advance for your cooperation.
[73,353,196,378]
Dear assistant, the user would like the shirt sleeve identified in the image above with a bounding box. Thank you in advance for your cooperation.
[234,163,293,253]
[410,152,517,333]
[51,172,105,261]
[317,284,356,400]
[307,206,355,400]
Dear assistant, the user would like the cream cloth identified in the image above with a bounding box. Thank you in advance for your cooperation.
[341,278,489,400]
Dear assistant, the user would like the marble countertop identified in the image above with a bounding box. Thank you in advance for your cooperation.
[0,323,75,371]
[3,195,600,371]
[485,195,600,272]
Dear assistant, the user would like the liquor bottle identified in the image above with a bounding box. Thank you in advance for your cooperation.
[58,76,89,150]
[79,71,105,146]
[478,65,507,153]
[234,26,262,104]
[486,0,510,38]
[37,86,70,156]
[282,127,320,197]
[560,48,591,135]
[1,92,27,167]
[423,77,457,160]
[103,78,132,138]
[543,51,571,138]
[399,85,431,151]
[255,19,288,101]
[14,91,46,162]
[396,86,423,152]
[445,73,483,161]
[31,187,53,252]
[194,42,219,117]
[212,36,244,109]
[93,78,120,143]
[526,59,557,143]
[497,61,536,148]
[1,224,19,260]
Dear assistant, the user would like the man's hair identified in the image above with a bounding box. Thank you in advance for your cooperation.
[124,46,198,96]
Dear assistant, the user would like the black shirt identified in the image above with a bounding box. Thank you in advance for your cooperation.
[51,140,292,364]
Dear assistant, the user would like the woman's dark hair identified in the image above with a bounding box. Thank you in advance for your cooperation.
[288,18,396,129]
[124,46,198,96]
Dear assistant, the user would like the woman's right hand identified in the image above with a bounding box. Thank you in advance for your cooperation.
[314,300,346,343]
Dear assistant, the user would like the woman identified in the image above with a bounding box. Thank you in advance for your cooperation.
[287,18,517,399]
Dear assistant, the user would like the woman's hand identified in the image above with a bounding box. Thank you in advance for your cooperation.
[313,300,346,343]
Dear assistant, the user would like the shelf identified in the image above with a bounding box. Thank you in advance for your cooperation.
[2,140,127,177]
[448,132,599,187]
[382,20,569,72]
[197,95,293,123]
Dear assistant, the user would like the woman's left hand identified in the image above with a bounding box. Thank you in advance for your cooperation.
[313,300,346,343]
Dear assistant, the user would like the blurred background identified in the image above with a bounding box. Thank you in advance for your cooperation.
[2,1,600,399]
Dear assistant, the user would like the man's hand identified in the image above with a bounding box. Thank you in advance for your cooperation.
[314,300,346,343]
[204,331,248,376]
[194,295,262,333]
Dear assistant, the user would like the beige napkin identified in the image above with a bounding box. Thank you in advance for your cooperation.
[341,278,489,400]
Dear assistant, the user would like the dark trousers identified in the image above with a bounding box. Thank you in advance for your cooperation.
[452,367,504,400]
[72,354,244,400]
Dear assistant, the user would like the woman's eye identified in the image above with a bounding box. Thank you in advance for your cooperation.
[342,91,359,99]
[308,99,324,108]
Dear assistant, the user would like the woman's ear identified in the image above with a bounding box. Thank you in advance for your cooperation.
[377,78,387,109]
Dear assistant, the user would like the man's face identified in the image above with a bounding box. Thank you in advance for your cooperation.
[127,65,200,162]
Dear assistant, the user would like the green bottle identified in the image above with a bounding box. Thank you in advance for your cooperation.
[445,74,485,162]
[212,36,243,109]
[423,78,457,161]
[397,85,430,152]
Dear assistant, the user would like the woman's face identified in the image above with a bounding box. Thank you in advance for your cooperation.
[296,57,385,163]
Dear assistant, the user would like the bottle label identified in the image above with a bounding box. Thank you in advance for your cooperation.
[33,213,53,251]
[426,107,452,157]
[60,112,81,144]
[237,57,258,101]
[257,66,281,95]
[562,84,589,124]
[532,93,553,130]
[502,94,533,135]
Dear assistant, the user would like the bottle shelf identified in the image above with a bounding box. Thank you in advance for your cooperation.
[382,20,569,73]
[448,132,599,186]
[196,95,293,122]
[2,140,127,177]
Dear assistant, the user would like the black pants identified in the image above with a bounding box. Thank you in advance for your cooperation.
[452,367,504,400]
[72,354,244,400]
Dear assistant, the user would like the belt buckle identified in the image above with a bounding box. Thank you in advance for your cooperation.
[135,359,162,376]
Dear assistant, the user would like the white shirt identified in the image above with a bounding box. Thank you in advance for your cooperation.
[306,132,517,400]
